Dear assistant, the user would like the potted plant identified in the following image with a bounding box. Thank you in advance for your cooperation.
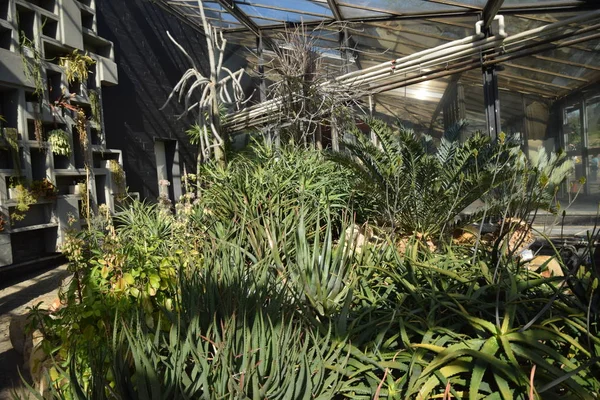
[59,50,95,86]
[68,180,84,195]
[47,129,71,156]
[31,178,58,200]
[9,179,36,222]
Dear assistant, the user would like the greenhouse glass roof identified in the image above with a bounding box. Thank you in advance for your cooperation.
[161,0,600,132]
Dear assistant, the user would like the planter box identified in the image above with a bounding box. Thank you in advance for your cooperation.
[0,234,12,267]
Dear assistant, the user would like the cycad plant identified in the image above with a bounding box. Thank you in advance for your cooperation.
[482,145,574,222]
[338,119,509,239]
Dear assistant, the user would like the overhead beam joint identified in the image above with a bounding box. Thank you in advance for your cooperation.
[482,0,505,30]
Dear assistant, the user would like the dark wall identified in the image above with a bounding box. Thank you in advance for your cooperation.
[96,0,248,200]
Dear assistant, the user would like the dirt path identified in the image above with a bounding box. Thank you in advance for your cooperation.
[0,264,70,400]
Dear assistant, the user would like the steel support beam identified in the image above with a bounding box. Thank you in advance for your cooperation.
[215,0,277,51]
[479,0,504,139]
[216,0,261,37]
[482,0,505,30]
[482,66,501,140]
[327,0,361,70]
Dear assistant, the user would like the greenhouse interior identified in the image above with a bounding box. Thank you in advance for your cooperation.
[0,0,600,398]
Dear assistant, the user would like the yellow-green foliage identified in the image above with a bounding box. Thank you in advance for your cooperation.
[59,50,95,83]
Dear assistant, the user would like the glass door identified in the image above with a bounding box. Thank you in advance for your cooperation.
[563,104,586,195]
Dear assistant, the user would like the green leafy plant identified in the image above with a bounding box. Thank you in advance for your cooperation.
[197,139,374,240]
[108,160,125,189]
[10,182,36,221]
[19,136,599,400]
[19,35,45,143]
[338,119,510,239]
[88,89,101,126]
[59,50,95,84]
[483,144,574,221]
[47,128,71,156]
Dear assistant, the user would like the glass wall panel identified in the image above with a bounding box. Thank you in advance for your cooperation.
[563,104,587,195]
[585,95,600,195]
[564,105,583,152]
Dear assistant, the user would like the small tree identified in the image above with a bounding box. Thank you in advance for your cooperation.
[162,0,248,176]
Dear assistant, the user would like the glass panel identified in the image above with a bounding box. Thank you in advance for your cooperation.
[587,96,600,149]
[338,0,478,16]
[564,105,586,195]
[169,1,244,29]
[235,0,332,17]
[565,105,583,152]
[238,4,328,25]
[460,77,486,138]
[338,6,389,19]
[498,90,524,139]
[586,96,600,195]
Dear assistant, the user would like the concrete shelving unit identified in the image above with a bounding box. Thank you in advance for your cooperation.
[0,0,121,267]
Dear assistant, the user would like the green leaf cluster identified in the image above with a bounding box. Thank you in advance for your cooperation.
[25,137,598,400]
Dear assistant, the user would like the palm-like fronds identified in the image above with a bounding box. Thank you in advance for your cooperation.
[340,118,508,238]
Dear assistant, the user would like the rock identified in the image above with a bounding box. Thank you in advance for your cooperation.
[526,255,564,278]
[28,329,49,396]
[397,232,437,255]
[452,226,479,245]
[343,224,374,254]
[500,218,535,255]
[9,314,29,356]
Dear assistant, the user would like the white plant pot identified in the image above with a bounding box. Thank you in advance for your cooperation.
[8,187,17,199]
[68,185,81,195]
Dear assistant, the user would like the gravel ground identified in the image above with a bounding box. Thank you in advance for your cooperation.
[0,264,69,400]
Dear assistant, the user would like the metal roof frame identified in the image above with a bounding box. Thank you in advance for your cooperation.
[159,0,600,132]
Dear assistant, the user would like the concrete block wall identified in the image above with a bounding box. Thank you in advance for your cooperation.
[0,0,121,267]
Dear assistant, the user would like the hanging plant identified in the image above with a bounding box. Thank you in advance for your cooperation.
[59,50,95,84]
[19,36,45,145]
[20,36,44,99]
[108,159,126,199]
[47,128,71,156]
[76,109,87,149]
[88,89,102,126]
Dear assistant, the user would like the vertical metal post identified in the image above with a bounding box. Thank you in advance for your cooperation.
[521,94,529,155]
[482,65,501,140]
[341,30,351,74]
[257,33,271,144]
[369,95,378,147]
[457,83,466,121]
